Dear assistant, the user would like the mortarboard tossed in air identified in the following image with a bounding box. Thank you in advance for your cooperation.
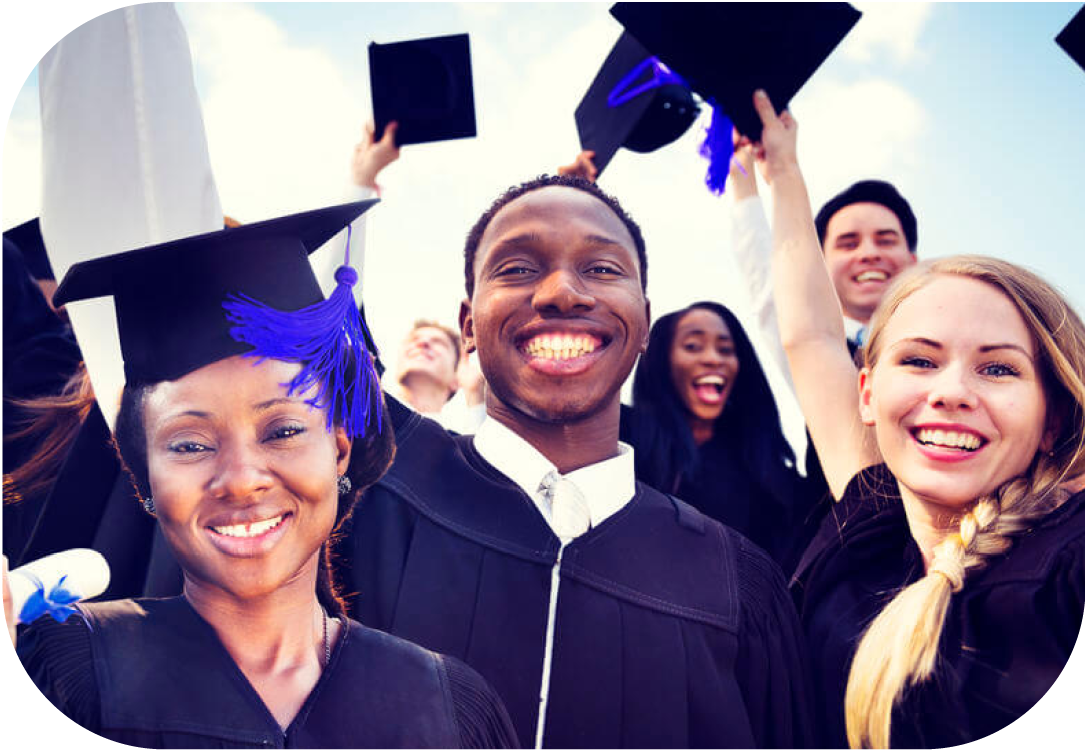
[53,201,382,438]
[1057,5,1085,73]
[575,31,701,175]
[609,1,861,193]
[369,33,477,147]
[3,218,54,281]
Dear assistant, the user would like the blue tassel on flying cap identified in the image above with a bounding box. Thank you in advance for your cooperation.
[699,106,734,195]
[222,226,381,439]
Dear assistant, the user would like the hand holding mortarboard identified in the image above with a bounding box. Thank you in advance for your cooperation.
[369,33,477,147]
[750,90,800,186]
[353,120,401,191]
[557,151,600,183]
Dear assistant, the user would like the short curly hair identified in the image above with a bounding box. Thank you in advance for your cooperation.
[462,174,648,299]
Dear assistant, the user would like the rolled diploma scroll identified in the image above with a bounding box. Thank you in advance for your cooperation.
[9,549,111,624]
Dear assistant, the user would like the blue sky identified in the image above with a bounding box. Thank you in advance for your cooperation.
[3,4,1085,745]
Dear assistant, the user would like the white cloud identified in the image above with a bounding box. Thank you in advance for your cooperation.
[2,103,42,228]
[791,77,927,207]
[842,2,934,65]
[178,3,365,222]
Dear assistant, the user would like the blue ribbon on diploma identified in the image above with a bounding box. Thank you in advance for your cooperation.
[18,574,82,624]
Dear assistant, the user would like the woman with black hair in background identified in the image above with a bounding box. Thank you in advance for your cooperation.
[621,301,815,566]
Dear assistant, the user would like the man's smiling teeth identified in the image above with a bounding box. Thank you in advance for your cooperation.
[524,334,599,360]
[855,270,888,283]
[211,515,284,538]
[915,429,982,451]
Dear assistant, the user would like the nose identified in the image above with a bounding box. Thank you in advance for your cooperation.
[207,440,273,502]
[699,347,726,366]
[532,268,595,314]
[856,235,883,263]
[926,363,978,411]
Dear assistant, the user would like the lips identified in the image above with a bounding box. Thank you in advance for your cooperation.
[210,514,286,538]
[692,374,727,405]
[521,332,604,360]
[910,424,988,462]
[205,511,293,556]
[854,269,889,283]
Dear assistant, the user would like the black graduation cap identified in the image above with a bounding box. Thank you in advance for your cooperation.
[3,217,54,281]
[369,33,477,147]
[575,31,701,174]
[1057,6,1085,73]
[53,201,376,386]
[610,2,862,140]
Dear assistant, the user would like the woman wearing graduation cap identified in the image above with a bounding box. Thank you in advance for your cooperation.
[755,85,1085,749]
[4,202,518,749]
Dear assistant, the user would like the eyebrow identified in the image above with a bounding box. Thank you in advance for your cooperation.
[890,337,1034,359]
[254,397,300,412]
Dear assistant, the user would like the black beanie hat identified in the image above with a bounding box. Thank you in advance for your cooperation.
[814,180,917,253]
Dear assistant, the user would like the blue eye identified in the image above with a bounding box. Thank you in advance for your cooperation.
[981,363,1019,377]
[900,356,935,369]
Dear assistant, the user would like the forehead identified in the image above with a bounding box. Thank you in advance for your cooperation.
[882,276,1034,354]
[825,202,903,237]
[145,356,305,414]
[675,308,731,339]
[475,186,638,270]
[409,326,454,345]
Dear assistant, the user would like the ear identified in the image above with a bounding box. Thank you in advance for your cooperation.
[640,297,652,353]
[459,298,476,354]
[1040,409,1063,454]
[858,367,877,426]
[334,425,352,476]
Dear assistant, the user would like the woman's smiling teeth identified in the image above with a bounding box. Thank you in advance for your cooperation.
[211,514,286,538]
[524,333,600,360]
[914,428,983,451]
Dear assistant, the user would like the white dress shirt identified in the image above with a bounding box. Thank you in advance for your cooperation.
[472,417,636,537]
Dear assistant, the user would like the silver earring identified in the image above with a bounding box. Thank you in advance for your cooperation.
[337,475,352,496]
[142,496,156,516]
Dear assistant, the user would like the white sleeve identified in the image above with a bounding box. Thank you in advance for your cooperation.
[729,194,793,391]
[310,184,377,297]
[39,3,222,429]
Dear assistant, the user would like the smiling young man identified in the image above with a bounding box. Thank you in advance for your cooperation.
[814,180,919,348]
[343,175,813,748]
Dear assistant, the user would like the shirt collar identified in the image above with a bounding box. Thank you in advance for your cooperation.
[843,316,865,342]
[473,417,636,530]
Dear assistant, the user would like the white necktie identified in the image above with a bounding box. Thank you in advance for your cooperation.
[539,471,591,541]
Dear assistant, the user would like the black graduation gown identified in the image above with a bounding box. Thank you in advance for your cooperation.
[790,464,1085,748]
[17,596,518,748]
[340,399,814,748]
[3,240,82,557]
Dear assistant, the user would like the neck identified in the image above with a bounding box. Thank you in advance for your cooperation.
[897,482,964,571]
[689,416,714,447]
[487,398,621,474]
[182,561,325,675]
[399,373,453,414]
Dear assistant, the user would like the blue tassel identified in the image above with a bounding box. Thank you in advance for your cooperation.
[699,106,734,195]
[19,574,82,624]
[222,230,381,439]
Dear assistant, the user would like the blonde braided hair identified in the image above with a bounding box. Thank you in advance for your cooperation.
[843,256,1085,749]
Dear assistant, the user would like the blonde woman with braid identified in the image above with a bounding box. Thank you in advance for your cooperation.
[751,88,1085,749]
